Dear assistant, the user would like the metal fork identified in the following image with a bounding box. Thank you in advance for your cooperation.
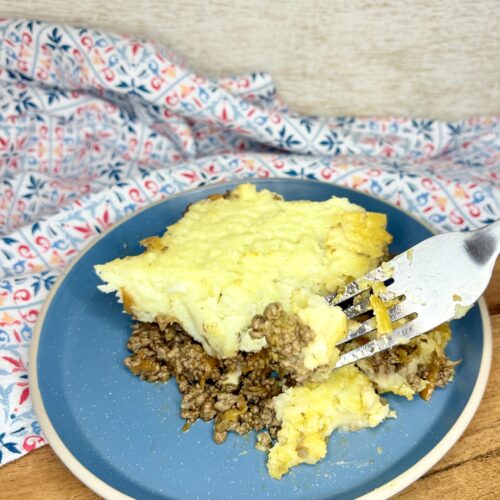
[329,219,500,368]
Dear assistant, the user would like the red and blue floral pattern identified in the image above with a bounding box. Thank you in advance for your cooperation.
[0,18,498,465]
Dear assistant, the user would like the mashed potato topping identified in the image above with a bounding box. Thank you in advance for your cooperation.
[95,183,391,371]
[268,366,392,479]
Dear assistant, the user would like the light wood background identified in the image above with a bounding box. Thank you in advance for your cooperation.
[0,1,499,498]
[0,0,499,119]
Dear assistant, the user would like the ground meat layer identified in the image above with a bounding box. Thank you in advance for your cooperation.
[350,326,458,400]
[125,312,457,446]
[249,302,318,384]
[125,321,283,443]
[124,301,334,445]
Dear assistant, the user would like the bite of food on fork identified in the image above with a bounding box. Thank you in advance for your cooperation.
[330,218,500,368]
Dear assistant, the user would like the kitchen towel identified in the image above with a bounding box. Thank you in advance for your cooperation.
[0,18,498,465]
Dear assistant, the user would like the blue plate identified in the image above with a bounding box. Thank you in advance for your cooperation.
[30,179,492,499]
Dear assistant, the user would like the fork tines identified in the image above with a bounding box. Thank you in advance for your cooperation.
[326,262,415,349]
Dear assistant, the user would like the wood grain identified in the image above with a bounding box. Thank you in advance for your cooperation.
[0,265,498,499]
[0,0,499,119]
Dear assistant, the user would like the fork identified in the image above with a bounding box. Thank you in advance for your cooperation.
[328,219,500,368]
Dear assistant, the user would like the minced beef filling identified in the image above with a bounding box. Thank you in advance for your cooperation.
[125,304,457,445]
[249,302,318,384]
[124,302,325,444]
[352,341,458,400]
[125,321,283,444]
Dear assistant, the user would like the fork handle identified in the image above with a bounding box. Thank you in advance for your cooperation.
[465,219,500,266]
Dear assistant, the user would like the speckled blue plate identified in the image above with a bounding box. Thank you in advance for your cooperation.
[30,179,491,499]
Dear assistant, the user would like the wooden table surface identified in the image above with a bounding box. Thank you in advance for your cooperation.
[1,260,499,498]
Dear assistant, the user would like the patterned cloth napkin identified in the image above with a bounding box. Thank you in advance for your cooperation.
[0,18,498,466]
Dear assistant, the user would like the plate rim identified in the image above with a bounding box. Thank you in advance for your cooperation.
[29,177,493,499]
